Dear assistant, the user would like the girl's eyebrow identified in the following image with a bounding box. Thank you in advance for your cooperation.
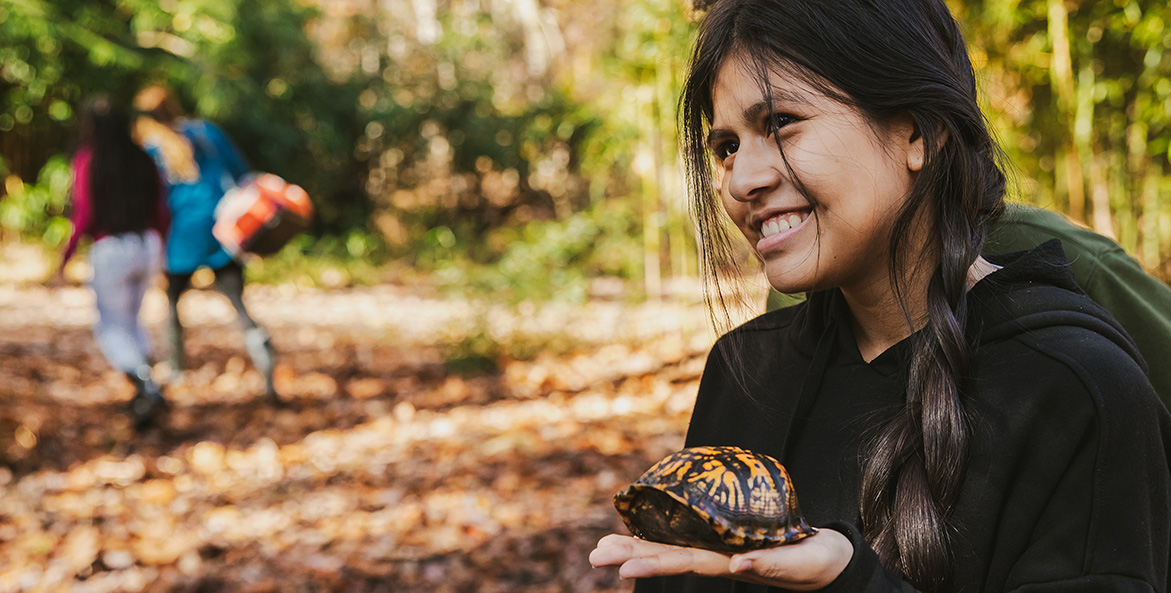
[706,86,811,148]
[706,128,734,152]
[706,101,771,148]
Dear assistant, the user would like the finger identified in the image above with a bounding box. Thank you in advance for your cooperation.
[591,534,668,567]
[596,533,636,548]
[589,536,637,567]
[596,534,688,557]
[618,545,730,579]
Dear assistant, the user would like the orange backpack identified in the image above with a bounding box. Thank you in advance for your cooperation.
[213,173,314,256]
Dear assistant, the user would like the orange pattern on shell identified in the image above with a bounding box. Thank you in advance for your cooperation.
[613,446,817,553]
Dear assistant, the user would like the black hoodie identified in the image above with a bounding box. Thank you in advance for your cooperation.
[634,241,1171,593]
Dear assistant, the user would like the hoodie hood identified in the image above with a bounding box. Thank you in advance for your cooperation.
[787,239,1145,372]
[970,239,1146,373]
[719,238,1147,464]
[774,238,1147,458]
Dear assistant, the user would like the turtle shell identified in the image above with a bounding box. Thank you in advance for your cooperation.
[613,446,817,554]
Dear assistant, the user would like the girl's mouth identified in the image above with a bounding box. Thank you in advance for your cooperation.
[760,210,811,239]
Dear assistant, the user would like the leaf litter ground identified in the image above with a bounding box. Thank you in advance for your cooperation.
[0,276,722,593]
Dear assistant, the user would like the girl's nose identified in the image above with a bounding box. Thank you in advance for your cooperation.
[726,141,783,203]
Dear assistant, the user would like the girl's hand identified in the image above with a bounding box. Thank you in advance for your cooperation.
[589,529,853,591]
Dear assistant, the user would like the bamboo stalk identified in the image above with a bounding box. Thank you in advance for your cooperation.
[1112,146,1137,255]
[640,79,663,300]
[1047,0,1085,222]
[1125,121,1149,258]
[1141,157,1160,270]
[658,54,691,283]
[1089,154,1114,239]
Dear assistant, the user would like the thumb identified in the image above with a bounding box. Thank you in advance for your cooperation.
[729,548,790,579]
[727,549,815,589]
[729,555,755,574]
[725,530,853,591]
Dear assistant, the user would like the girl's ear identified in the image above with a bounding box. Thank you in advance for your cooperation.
[905,117,947,173]
[907,120,926,172]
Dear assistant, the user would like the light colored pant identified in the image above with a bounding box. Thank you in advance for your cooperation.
[89,231,161,373]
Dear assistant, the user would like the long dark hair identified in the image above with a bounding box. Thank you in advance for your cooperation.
[77,96,161,235]
[680,0,1006,590]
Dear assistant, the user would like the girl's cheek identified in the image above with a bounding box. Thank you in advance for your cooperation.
[725,203,750,233]
[718,191,739,220]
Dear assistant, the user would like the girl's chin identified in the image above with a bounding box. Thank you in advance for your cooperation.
[761,256,818,295]
[764,275,814,296]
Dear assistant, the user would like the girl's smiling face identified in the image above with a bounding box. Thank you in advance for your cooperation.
[710,55,927,299]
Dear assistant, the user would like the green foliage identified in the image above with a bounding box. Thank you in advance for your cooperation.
[244,232,393,288]
[0,0,705,297]
[418,200,643,303]
[436,310,577,376]
[352,0,698,298]
[0,155,71,246]
[438,324,504,376]
[17,0,1171,294]
[956,0,1171,276]
[0,0,366,238]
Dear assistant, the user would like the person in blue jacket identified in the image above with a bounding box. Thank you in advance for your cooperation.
[133,85,278,400]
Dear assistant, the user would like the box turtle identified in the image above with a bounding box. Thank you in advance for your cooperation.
[613,445,817,554]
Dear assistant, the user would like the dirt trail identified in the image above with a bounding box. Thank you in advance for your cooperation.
[0,253,721,592]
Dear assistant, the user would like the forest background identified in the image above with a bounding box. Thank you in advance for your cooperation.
[5,0,1171,301]
[3,0,1171,591]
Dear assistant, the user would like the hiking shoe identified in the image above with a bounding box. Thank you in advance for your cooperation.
[127,368,167,429]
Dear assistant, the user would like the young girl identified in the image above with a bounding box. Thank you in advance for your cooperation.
[132,85,278,400]
[590,0,1171,591]
[60,96,169,427]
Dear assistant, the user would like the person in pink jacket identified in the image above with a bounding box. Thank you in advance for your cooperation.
[59,95,170,428]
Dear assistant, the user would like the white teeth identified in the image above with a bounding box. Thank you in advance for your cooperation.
[760,212,807,238]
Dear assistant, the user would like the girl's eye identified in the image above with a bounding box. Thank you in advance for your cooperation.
[770,113,797,131]
[714,140,739,161]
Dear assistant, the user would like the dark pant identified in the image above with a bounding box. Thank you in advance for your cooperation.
[165,260,276,395]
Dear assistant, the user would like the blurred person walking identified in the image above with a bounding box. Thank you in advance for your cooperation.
[59,95,169,428]
[132,85,278,400]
